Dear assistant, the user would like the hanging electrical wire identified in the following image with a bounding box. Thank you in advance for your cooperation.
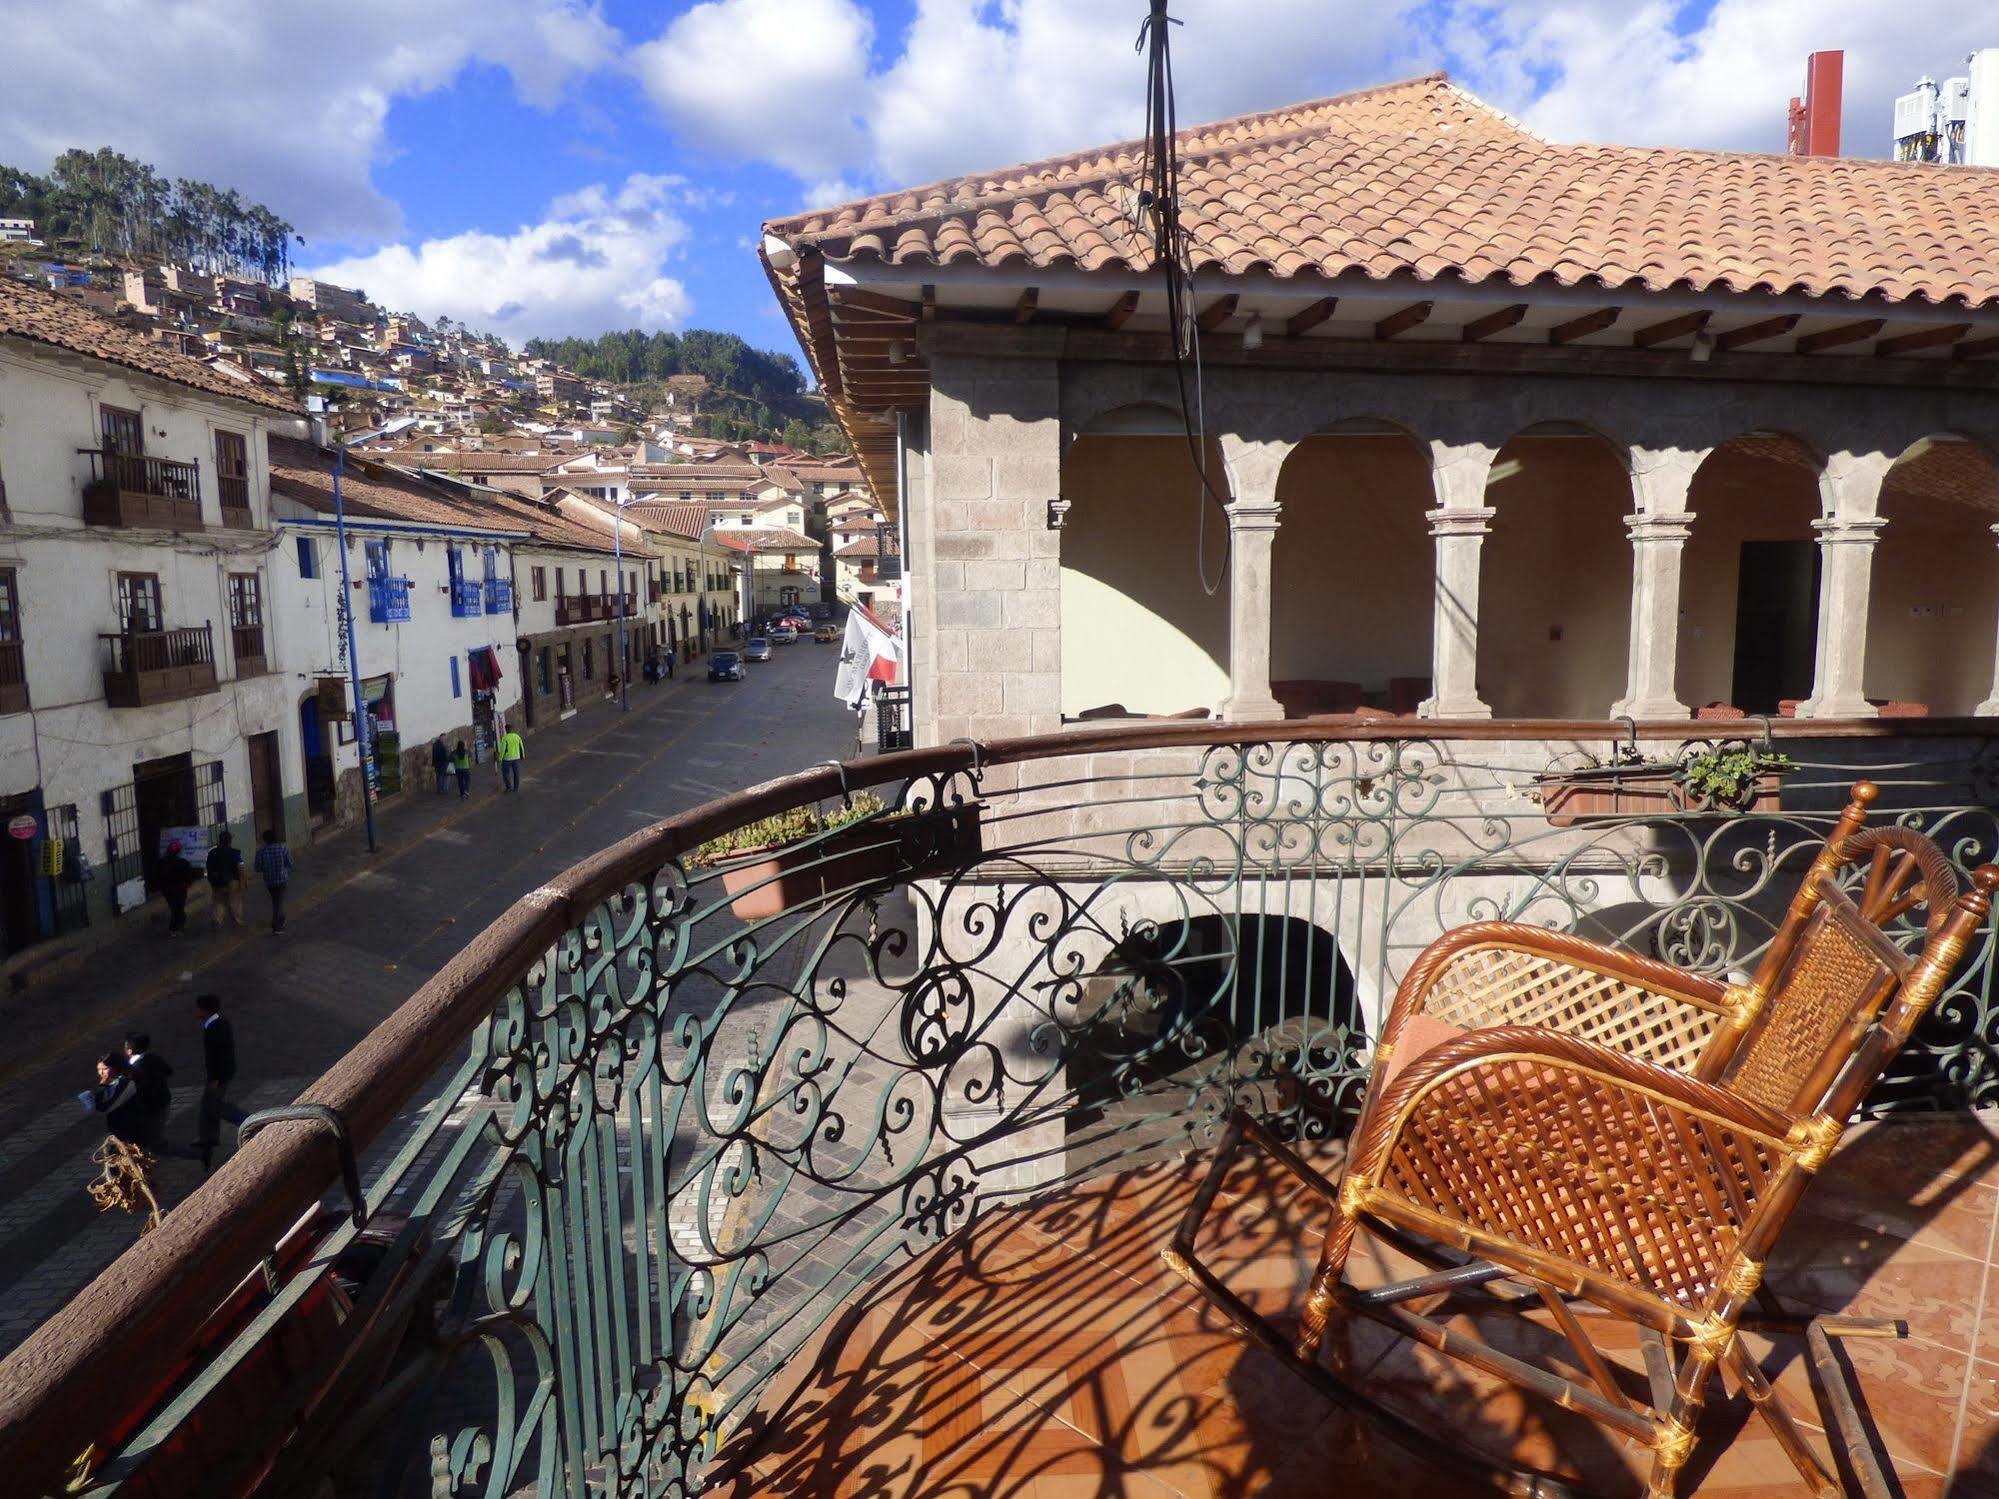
[1135,0,1231,597]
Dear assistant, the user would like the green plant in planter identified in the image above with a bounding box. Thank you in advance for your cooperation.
[1680,748,1791,809]
[691,792,888,863]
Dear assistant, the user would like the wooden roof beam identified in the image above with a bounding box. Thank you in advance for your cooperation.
[1548,306,1621,346]
[826,285,921,320]
[1375,301,1434,341]
[1876,323,1970,357]
[1632,310,1711,348]
[1101,291,1140,331]
[1795,318,1886,355]
[1197,294,1240,332]
[920,284,936,322]
[1713,314,1801,352]
[1284,297,1339,337]
[1956,334,1999,360]
[1461,304,1527,343]
[1011,287,1039,324]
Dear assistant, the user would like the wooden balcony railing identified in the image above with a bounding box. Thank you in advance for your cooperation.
[0,638,27,715]
[231,623,267,678]
[217,473,251,528]
[554,593,615,627]
[79,448,203,531]
[101,624,218,707]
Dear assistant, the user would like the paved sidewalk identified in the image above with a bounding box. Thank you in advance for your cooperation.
[0,645,860,1352]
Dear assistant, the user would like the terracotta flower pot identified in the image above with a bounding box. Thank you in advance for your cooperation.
[715,801,982,919]
[1535,765,1788,826]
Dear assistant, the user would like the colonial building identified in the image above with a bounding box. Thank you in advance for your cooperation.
[266,437,527,822]
[0,278,297,950]
[763,73,1999,741]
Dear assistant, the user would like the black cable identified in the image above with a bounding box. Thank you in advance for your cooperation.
[1136,1,1229,597]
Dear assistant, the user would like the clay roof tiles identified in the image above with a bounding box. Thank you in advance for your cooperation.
[0,276,299,413]
[765,73,1999,309]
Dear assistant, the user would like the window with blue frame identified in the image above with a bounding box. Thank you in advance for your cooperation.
[296,536,318,578]
[482,544,512,614]
[447,545,481,617]
[365,539,411,623]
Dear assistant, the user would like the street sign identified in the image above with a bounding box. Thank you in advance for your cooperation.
[6,814,36,840]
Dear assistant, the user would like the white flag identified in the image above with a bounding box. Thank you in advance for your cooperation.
[834,605,900,708]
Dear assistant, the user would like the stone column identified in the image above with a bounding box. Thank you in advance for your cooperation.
[1799,451,1892,720]
[1611,513,1695,719]
[1218,436,1287,722]
[1423,505,1496,719]
[1974,524,1999,717]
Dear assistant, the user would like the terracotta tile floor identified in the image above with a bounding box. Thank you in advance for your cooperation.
[712,1112,1999,1497]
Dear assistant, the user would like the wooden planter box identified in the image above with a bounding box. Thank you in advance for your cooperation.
[715,801,982,919]
[1535,766,1786,826]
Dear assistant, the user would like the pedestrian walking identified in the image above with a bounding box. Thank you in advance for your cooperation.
[498,725,524,792]
[431,734,451,794]
[253,827,292,933]
[452,739,472,798]
[205,829,245,929]
[665,645,675,680]
[190,994,249,1171]
[122,1031,174,1154]
[157,840,196,937]
[78,1053,143,1144]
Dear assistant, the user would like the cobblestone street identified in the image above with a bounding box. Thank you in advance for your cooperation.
[0,642,860,1353]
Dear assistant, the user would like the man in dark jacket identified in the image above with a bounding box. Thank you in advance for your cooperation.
[80,1053,143,1144]
[431,734,451,794]
[122,1031,173,1152]
[205,830,245,929]
[192,994,248,1171]
[157,841,196,937]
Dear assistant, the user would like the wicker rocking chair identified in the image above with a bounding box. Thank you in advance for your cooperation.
[1167,782,1998,1497]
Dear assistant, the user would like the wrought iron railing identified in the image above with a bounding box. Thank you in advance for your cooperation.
[449,574,484,618]
[367,575,412,624]
[5,722,1996,1497]
[487,576,514,614]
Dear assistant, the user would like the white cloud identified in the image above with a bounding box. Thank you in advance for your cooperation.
[633,0,874,179]
[1441,2,1997,157]
[0,0,617,242]
[307,175,693,346]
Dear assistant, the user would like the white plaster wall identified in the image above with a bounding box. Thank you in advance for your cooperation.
[1678,444,1823,710]
[1270,434,1434,693]
[0,345,292,866]
[1059,435,1230,717]
[1481,434,1635,719]
[270,508,526,780]
[1865,487,1999,715]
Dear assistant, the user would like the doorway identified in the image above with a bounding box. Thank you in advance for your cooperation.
[247,730,282,839]
[300,695,335,821]
[0,790,44,954]
[1731,541,1821,714]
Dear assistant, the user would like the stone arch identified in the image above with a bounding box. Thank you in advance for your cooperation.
[1479,421,1637,719]
[1865,432,1999,716]
[1059,419,1230,719]
[1269,419,1436,715]
[1678,431,1825,715]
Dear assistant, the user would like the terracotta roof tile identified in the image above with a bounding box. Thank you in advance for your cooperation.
[712,527,818,553]
[1,276,298,413]
[769,73,1999,309]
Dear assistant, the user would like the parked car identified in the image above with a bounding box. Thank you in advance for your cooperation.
[771,627,798,645]
[708,651,745,682]
[744,637,772,662]
[814,625,838,644]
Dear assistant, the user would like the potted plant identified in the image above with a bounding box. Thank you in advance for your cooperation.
[1534,746,1791,825]
[692,792,982,920]
[1678,746,1791,814]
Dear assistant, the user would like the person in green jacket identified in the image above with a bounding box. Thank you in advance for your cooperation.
[498,726,525,792]
[451,740,472,799]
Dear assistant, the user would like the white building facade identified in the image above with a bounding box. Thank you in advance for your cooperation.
[0,283,298,950]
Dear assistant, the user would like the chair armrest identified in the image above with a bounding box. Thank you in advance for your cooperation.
[1381,921,1736,1075]
[1352,1025,1797,1311]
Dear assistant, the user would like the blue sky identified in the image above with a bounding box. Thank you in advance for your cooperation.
[0,0,1984,359]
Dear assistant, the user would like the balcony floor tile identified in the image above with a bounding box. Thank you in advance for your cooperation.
[717,1113,1999,1496]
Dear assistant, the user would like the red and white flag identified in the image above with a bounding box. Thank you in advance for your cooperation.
[835,604,900,708]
